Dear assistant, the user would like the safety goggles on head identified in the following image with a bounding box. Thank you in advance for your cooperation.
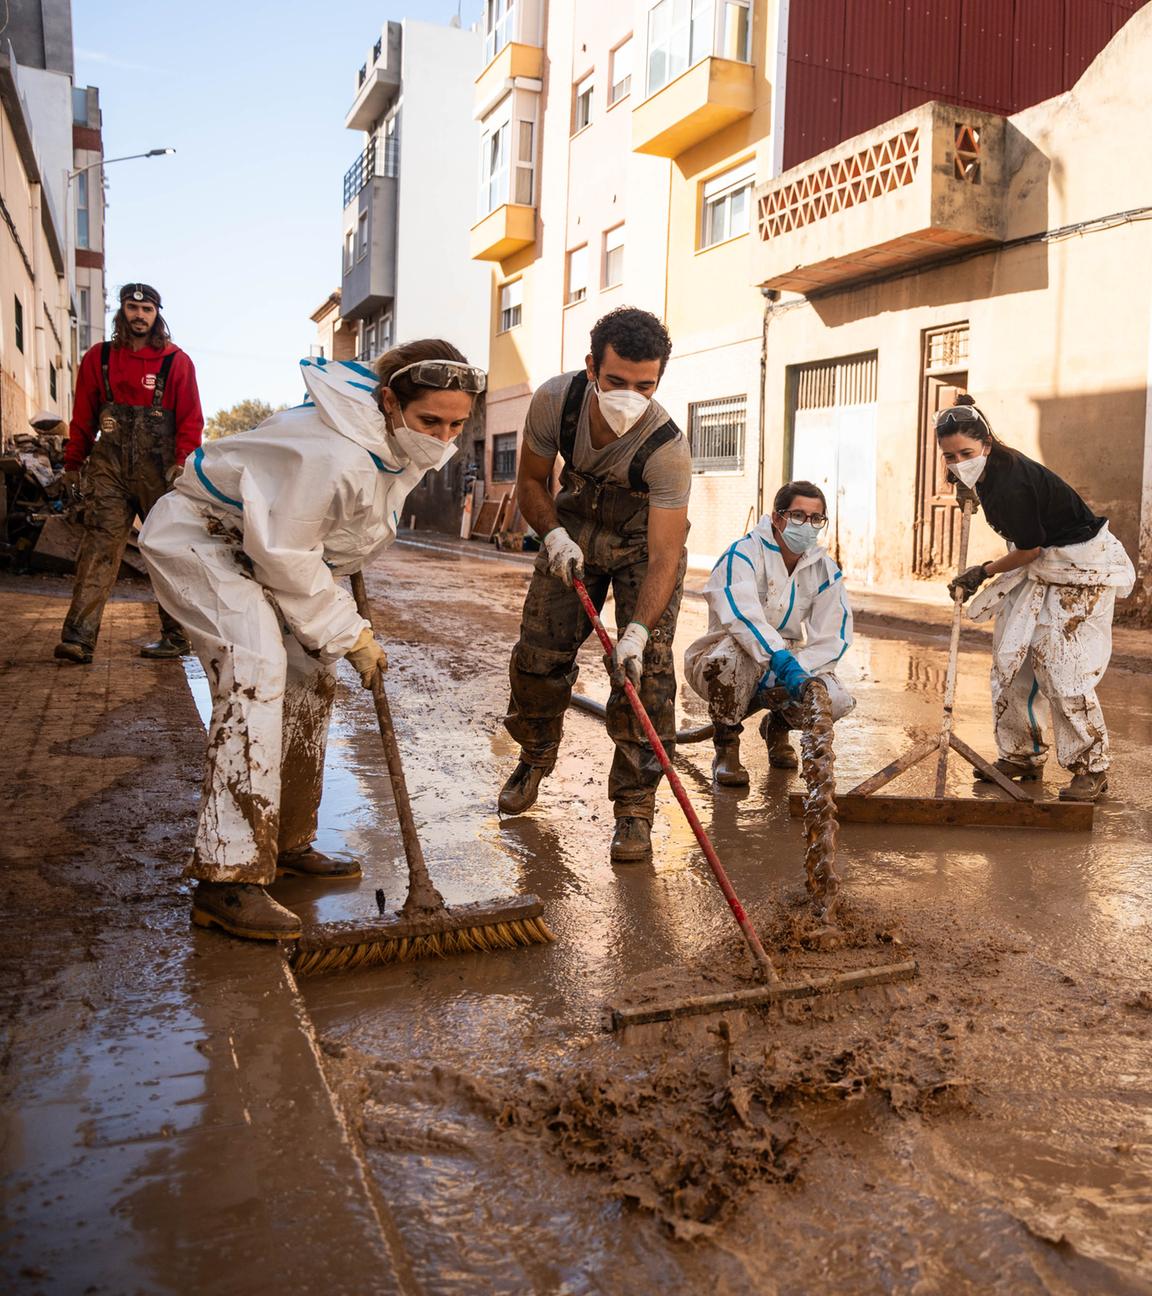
[778,508,828,530]
[934,405,986,435]
[388,359,487,395]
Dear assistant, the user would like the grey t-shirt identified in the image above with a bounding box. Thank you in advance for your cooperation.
[522,371,693,509]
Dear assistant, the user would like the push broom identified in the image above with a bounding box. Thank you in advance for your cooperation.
[289,571,555,974]
[571,579,916,1031]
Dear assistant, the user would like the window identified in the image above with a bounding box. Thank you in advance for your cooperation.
[492,432,517,481]
[14,296,23,353]
[479,114,510,216]
[603,225,625,288]
[49,363,57,401]
[380,313,393,352]
[566,245,588,304]
[72,86,88,124]
[357,212,369,260]
[365,324,376,359]
[647,0,751,96]
[344,228,356,271]
[381,115,400,178]
[513,112,535,205]
[499,278,523,332]
[700,159,754,247]
[75,171,90,249]
[610,38,633,104]
[78,287,91,352]
[688,394,746,472]
[484,0,515,65]
[573,73,594,133]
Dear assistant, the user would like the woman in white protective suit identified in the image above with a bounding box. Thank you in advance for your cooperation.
[138,340,485,940]
[939,394,1134,804]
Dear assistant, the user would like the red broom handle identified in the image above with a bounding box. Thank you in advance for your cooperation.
[572,579,776,980]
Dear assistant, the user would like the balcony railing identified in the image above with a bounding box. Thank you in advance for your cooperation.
[343,135,400,207]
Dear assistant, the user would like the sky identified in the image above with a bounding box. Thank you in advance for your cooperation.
[74,0,484,418]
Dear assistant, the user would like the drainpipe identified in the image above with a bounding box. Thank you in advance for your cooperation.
[756,286,779,519]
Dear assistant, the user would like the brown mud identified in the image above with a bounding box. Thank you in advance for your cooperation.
[275,545,1152,1294]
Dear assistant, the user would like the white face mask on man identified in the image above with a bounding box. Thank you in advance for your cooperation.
[595,385,649,437]
[388,418,458,472]
[949,453,987,489]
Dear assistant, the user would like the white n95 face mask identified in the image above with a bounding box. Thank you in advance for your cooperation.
[949,454,987,489]
[596,385,649,437]
[389,419,458,472]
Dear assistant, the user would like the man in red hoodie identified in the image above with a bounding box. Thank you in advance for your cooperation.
[55,283,204,663]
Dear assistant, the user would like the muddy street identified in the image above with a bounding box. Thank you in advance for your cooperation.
[252,542,1152,1295]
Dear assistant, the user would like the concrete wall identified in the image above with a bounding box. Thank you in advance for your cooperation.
[394,19,489,369]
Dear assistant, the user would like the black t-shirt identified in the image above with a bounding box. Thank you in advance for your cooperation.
[977,446,1105,550]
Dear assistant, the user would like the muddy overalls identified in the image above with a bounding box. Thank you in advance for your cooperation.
[505,373,688,822]
[61,343,186,651]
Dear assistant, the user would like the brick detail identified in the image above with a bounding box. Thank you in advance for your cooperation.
[76,248,104,269]
[73,125,102,152]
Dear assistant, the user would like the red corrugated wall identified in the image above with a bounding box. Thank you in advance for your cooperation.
[783,0,1148,168]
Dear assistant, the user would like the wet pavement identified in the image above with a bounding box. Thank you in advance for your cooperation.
[287,544,1152,1295]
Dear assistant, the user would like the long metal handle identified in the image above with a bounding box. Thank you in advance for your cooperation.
[350,570,445,915]
[935,501,973,797]
[572,578,776,980]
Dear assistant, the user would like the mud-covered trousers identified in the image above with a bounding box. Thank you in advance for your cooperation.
[61,425,184,650]
[505,547,686,822]
[138,492,335,884]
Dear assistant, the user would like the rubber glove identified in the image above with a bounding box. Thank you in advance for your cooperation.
[948,562,990,603]
[61,469,82,504]
[542,526,584,588]
[345,627,389,689]
[769,648,811,702]
[166,463,183,488]
[610,621,649,688]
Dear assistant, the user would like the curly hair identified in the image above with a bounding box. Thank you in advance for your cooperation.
[111,307,171,350]
[773,480,828,515]
[589,307,673,377]
[374,338,470,409]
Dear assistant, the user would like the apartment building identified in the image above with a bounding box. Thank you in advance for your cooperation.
[469,0,1149,580]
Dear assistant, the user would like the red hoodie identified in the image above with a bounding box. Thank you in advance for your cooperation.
[65,342,204,471]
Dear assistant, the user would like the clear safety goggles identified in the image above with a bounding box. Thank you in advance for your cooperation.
[934,405,986,434]
[388,359,487,395]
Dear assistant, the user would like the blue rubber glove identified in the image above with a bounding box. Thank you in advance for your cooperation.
[769,648,811,702]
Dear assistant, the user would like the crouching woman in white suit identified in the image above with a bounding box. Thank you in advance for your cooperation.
[139,341,485,941]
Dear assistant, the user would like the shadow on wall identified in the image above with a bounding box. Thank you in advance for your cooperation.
[807,123,1052,330]
[1030,386,1148,619]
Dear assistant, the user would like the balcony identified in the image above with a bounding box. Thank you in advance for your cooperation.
[345,23,401,131]
[342,177,398,319]
[470,203,535,262]
[474,41,544,119]
[343,135,400,208]
[632,56,754,158]
[753,102,1008,293]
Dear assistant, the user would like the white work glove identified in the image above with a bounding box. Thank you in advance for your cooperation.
[610,621,649,688]
[345,627,389,689]
[542,526,584,588]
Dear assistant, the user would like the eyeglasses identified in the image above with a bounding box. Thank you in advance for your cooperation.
[388,359,487,395]
[934,405,985,434]
[778,509,828,530]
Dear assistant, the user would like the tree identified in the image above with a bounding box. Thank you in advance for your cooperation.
[204,399,286,440]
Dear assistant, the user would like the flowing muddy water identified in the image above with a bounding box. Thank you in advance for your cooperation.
[282,545,1152,1294]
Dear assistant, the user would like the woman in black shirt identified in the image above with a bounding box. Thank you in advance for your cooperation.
[936,395,1134,802]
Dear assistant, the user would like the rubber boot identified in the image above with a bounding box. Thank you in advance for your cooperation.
[711,723,749,787]
[975,757,1044,783]
[1059,770,1108,802]
[140,634,192,659]
[610,816,652,863]
[759,713,798,769]
[498,760,547,814]
[54,641,93,665]
[276,846,362,880]
[191,882,302,941]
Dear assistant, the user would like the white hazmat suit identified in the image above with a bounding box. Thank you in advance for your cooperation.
[139,357,442,884]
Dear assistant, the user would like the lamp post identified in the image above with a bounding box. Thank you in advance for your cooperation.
[68,147,175,183]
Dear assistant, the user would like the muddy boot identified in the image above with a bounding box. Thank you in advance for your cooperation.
[275,846,361,880]
[759,713,798,769]
[191,882,302,941]
[140,634,192,659]
[711,724,749,787]
[610,816,652,863]
[54,640,93,665]
[498,760,547,815]
[975,757,1044,783]
[1059,770,1108,802]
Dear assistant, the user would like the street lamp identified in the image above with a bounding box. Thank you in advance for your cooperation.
[68,148,175,182]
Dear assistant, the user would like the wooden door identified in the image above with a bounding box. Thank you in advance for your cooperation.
[913,324,970,577]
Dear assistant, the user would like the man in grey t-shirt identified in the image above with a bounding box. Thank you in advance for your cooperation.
[499,307,692,863]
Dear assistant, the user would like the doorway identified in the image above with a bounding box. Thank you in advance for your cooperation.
[913,325,969,577]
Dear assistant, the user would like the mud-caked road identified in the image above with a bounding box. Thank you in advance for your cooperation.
[281,542,1152,1296]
